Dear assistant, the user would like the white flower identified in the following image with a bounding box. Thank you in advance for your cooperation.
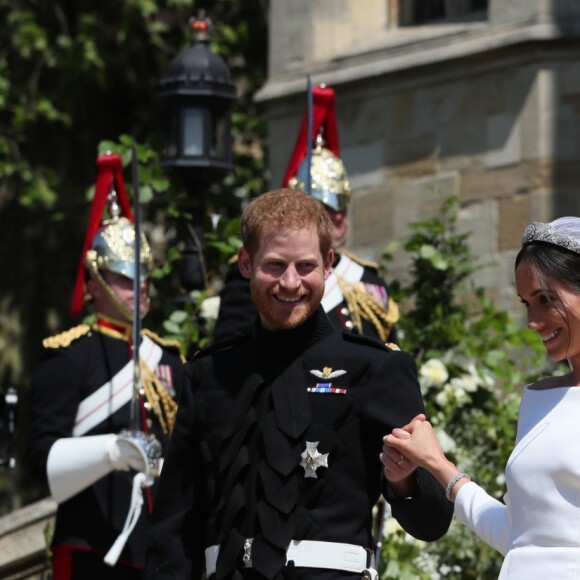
[382,516,403,537]
[404,532,426,547]
[450,375,478,393]
[420,359,449,388]
[437,382,469,407]
[440,564,462,576]
[199,296,220,320]
[435,428,456,453]
[435,386,450,406]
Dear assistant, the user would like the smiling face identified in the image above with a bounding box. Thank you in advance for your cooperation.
[238,223,334,331]
[516,261,580,365]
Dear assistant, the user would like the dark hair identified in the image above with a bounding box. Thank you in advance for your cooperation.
[515,242,580,294]
[240,188,333,258]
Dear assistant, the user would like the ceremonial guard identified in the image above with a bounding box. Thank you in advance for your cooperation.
[146,189,452,579]
[214,85,399,344]
[27,153,183,580]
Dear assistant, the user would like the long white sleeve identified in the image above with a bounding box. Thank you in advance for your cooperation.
[454,481,510,556]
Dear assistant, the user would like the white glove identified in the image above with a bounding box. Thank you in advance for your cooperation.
[47,433,151,504]
[105,434,148,473]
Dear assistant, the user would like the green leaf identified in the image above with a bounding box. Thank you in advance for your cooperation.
[169,310,188,323]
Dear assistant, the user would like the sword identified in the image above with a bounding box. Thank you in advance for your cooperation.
[306,74,313,195]
[130,139,142,432]
[103,143,162,567]
[124,140,161,471]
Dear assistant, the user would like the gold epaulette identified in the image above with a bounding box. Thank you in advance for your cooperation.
[227,254,239,265]
[142,329,183,353]
[341,249,379,270]
[42,324,91,349]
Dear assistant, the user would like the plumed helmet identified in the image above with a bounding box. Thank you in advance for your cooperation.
[86,216,153,281]
[70,152,151,317]
[289,135,351,212]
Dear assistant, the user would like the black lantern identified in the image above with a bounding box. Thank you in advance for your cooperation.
[158,14,235,172]
[158,14,236,293]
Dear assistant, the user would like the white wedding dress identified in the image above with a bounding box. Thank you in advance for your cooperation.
[454,385,580,579]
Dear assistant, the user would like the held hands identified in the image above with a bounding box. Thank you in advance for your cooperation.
[379,416,427,482]
[379,414,426,499]
[381,414,466,500]
[382,414,446,472]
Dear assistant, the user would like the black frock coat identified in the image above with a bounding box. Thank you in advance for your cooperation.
[146,309,452,580]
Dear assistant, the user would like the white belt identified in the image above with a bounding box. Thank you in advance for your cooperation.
[205,539,378,578]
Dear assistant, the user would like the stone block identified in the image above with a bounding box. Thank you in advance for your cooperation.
[394,154,439,180]
[389,172,459,241]
[529,189,552,223]
[470,248,519,312]
[489,0,544,26]
[342,142,384,190]
[486,114,522,168]
[0,497,56,579]
[498,194,532,251]
[350,186,393,251]
[268,0,389,77]
[458,199,498,257]
[460,160,552,202]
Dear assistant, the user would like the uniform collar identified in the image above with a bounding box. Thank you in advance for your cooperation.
[92,313,132,341]
[254,307,334,373]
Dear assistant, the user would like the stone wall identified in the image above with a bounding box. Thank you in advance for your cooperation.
[257,0,580,317]
[0,497,55,579]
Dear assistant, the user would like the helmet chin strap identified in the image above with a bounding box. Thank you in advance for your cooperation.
[87,259,149,323]
[332,234,348,251]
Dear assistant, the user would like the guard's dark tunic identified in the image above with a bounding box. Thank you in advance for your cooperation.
[214,255,397,344]
[146,309,452,579]
[27,321,183,578]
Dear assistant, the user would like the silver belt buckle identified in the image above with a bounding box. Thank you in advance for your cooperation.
[242,538,253,568]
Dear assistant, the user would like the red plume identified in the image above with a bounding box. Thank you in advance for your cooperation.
[281,85,340,187]
[70,153,134,317]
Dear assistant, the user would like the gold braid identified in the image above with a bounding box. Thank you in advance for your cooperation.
[336,276,400,341]
[140,361,178,436]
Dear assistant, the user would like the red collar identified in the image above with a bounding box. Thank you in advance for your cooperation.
[93,315,132,341]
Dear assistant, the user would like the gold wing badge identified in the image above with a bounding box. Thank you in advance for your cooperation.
[310,367,346,379]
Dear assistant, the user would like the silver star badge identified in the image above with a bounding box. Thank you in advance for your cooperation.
[300,441,329,478]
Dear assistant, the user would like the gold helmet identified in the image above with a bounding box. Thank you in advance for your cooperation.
[85,216,153,282]
[70,152,151,317]
[81,191,154,321]
[288,134,351,212]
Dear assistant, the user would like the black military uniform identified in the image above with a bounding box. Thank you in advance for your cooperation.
[146,308,452,579]
[214,252,398,344]
[27,151,185,579]
[28,317,183,579]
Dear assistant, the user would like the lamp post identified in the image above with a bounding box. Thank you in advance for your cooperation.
[158,13,235,292]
